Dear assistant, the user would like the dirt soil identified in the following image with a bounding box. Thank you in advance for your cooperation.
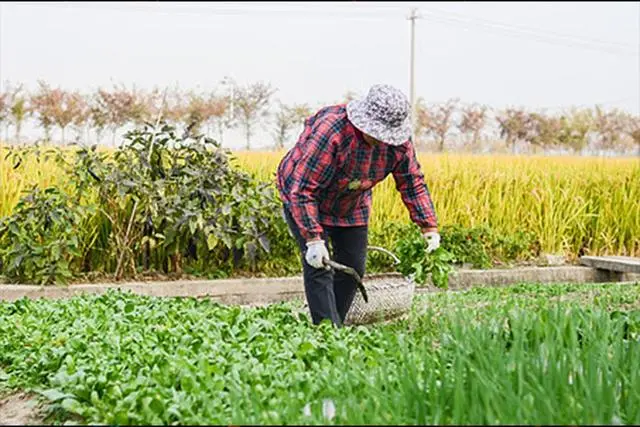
[0,392,45,426]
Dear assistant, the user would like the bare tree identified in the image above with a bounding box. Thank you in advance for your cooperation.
[9,84,30,144]
[163,86,186,127]
[206,92,234,144]
[413,97,431,150]
[89,93,109,144]
[225,77,276,150]
[128,85,151,128]
[53,90,86,144]
[9,79,640,156]
[457,103,488,152]
[183,90,209,135]
[0,88,9,143]
[496,108,534,154]
[71,94,91,143]
[621,112,640,156]
[593,106,629,154]
[556,108,593,155]
[273,101,312,150]
[95,83,149,146]
[526,112,563,152]
[0,81,29,143]
[631,123,640,156]
[30,80,58,142]
[95,87,125,145]
[420,98,459,152]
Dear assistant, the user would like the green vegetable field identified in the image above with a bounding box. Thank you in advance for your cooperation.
[1,97,638,426]
[2,282,639,425]
[1,8,639,425]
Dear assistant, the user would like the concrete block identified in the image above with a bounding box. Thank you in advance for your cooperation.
[580,256,640,274]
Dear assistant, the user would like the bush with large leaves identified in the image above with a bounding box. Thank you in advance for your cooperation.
[0,187,86,285]
[91,123,288,278]
[1,122,295,284]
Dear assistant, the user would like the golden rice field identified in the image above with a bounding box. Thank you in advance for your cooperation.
[1,147,639,259]
[234,151,640,259]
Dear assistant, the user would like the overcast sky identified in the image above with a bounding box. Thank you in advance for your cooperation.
[0,1,638,148]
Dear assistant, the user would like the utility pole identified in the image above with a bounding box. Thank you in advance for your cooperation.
[407,7,421,144]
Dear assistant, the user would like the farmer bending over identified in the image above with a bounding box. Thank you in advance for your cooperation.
[276,84,439,326]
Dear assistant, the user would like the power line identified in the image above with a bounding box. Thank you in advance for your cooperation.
[9,1,639,49]
[10,2,395,22]
[426,16,640,57]
[421,5,637,50]
[8,2,640,57]
[423,14,638,58]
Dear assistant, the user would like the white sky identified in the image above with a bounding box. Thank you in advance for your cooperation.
[1,1,638,149]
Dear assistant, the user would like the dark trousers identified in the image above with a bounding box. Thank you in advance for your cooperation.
[283,207,368,327]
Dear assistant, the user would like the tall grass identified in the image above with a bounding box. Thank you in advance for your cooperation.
[1,146,64,217]
[234,151,640,258]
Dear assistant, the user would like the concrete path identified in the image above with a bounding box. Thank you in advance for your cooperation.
[1,265,638,304]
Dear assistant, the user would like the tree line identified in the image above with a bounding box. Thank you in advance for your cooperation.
[0,80,638,155]
[414,98,639,155]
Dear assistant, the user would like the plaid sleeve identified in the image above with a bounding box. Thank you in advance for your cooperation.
[287,118,339,241]
[392,142,438,231]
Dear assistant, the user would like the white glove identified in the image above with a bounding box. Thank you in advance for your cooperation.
[305,239,330,269]
[423,231,441,254]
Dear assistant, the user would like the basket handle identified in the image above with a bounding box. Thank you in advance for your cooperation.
[323,258,368,303]
[367,246,401,265]
[320,246,399,304]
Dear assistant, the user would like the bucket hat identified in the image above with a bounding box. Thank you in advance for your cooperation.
[346,84,412,146]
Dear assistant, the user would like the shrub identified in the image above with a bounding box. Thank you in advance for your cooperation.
[0,187,86,285]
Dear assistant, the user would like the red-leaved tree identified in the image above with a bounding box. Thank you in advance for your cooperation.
[457,103,488,151]
[593,106,627,153]
[496,108,534,154]
[30,81,58,142]
[94,83,149,145]
[418,98,459,152]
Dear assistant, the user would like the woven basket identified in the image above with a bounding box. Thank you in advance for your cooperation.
[294,246,417,326]
[344,273,415,326]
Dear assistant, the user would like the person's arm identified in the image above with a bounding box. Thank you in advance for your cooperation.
[391,142,438,232]
[287,118,338,242]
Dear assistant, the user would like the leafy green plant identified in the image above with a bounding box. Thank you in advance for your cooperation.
[489,229,539,263]
[439,224,538,268]
[0,187,86,285]
[395,226,456,288]
[439,224,493,268]
[367,223,538,276]
[2,121,293,283]
[1,283,639,425]
[67,121,284,278]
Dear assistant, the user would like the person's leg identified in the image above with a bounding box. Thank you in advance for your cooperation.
[282,207,341,326]
[328,225,368,324]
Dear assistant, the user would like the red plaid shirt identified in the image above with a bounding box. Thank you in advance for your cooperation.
[276,104,438,241]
